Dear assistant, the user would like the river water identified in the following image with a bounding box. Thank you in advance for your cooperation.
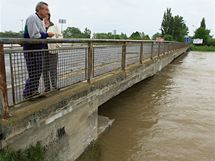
[77,51,215,161]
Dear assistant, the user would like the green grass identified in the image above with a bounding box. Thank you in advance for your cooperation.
[0,143,48,161]
[191,45,215,52]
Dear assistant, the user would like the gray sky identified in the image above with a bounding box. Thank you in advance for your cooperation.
[0,0,214,37]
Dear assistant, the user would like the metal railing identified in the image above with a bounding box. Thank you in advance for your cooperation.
[0,38,188,119]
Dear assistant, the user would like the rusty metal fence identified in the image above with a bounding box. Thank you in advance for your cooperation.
[0,38,188,119]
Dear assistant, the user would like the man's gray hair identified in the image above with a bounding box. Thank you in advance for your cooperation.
[35,1,48,12]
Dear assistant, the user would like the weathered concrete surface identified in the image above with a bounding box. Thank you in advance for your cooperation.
[98,116,115,136]
[0,47,189,161]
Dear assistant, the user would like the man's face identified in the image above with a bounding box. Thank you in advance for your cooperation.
[38,5,49,19]
[44,15,50,25]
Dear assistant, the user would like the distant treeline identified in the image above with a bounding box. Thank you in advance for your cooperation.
[0,28,151,40]
[0,31,23,38]
[63,27,151,40]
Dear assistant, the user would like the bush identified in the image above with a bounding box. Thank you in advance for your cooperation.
[164,34,173,41]
[191,45,215,52]
[0,143,47,161]
[207,39,215,46]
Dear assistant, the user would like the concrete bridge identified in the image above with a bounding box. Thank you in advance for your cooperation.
[0,38,189,161]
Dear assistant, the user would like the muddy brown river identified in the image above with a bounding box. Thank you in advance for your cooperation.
[77,51,215,161]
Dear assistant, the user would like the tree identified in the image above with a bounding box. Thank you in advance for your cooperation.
[63,27,92,38]
[129,31,150,40]
[200,18,206,29]
[172,15,189,42]
[142,35,150,40]
[129,31,142,40]
[63,27,82,38]
[141,32,150,40]
[93,32,128,39]
[152,32,162,40]
[161,8,174,36]
[194,27,210,45]
[83,28,91,38]
[119,33,128,39]
[193,18,211,45]
[93,32,113,39]
[164,35,173,41]
[161,8,188,42]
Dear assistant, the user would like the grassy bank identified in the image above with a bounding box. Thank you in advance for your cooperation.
[0,143,48,161]
[191,45,215,52]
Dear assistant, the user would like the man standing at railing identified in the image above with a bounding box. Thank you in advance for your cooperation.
[23,2,54,99]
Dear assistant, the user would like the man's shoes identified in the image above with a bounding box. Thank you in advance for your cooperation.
[52,87,60,91]
[44,88,51,93]
[23,91,40,99]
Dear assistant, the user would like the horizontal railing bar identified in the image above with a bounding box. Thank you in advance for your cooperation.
[0,38,177,45]
[4,44,160,53]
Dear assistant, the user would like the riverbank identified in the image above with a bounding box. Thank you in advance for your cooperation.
[191,45,215,52]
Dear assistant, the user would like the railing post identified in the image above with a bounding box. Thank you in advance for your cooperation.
[87,42,93,83]
[168,43,171,53]
[151,42,154,59]
[158,42,161,57]
[9,53,16,105]
[140,42,143,64]
[0,44,10,119]
[121,42,127,71]
[164,43,167,55]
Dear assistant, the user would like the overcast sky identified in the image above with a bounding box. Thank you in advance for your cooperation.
[0,0,214,37]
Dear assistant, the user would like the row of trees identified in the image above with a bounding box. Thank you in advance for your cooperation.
[92,32,127,39]
[63,27,151,40]
[63,27,91,38]
[0,31,22,38]
[0,28,150,40]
